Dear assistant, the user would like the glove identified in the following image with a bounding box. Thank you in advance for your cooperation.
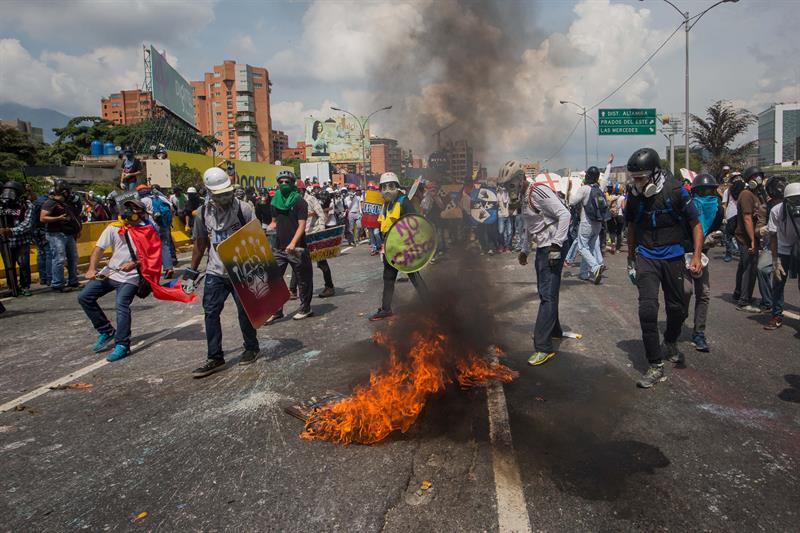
[627,256,637,285]
[774,256,786,282]
[181,268,200,294]
[548,245,562,267]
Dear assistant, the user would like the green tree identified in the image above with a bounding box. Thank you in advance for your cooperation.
[170,163,202,190]
[282,157,302,178]
[48,116,116,164]
[690,100,756,177]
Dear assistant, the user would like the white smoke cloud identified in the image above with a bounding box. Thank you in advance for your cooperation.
[270,98,341,146]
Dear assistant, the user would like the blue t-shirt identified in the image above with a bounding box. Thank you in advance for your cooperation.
[637,188,698,260]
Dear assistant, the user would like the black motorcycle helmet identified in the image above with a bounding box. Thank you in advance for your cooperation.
[691,174,717,196]
[626,148,661,175]
[742,166,764,183]
[585,166,600,184]
[53,179,71,197]
[1,181,25,202]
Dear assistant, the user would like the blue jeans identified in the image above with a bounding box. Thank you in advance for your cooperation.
[577,229,603,279]
[47,232,78,288]
[771,253,792,318]
[533,246,564,352]
[202,274,259,360]
[78,278,138,348]
[497,216,512,248]
[157,225,173,271]
[36,239,52,284]
[565,238,579,264]
[369,227,382,252]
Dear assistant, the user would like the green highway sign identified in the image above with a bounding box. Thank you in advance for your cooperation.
[598,108,657,135]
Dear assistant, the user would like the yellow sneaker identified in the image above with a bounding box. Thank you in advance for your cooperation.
[527,351,556,366]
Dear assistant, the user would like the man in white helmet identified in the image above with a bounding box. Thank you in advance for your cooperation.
[369,172,428,320]
[764,182,800,330]
[183,167,260,378]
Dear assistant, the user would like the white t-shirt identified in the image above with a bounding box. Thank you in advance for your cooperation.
[767,203,800,255]
[96,224,140,286]
[723,189,738,220]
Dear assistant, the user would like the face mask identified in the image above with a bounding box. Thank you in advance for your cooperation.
[382,186,399,203]
[279,182,294,195]
[786,198,800,218]
[213,192,234,208]
[122,208,142,223]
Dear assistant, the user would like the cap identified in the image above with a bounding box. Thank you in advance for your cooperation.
[122,198,146,210]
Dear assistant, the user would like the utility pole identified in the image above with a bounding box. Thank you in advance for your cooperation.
[560,100,588,168]
[331,105,392,187]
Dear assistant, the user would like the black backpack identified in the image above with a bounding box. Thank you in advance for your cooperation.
[585,185,610,222]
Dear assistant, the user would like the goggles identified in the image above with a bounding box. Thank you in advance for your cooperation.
[380,182,398,191]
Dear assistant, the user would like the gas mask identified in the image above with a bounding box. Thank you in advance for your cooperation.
[630,171,657,198]
[0,188,19,205]
[785,196,800,219]
[121,206,144,223]
[212,191,234,209]
[381,182,399,203]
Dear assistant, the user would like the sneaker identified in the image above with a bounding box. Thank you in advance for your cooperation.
[764,316,783,330]
[289,292,298,300]
[637,364,666,388]
[19,289,33,297]
[319,286,335,298]
[265,311,284,324]
[593,265,606,285]
[759,307,772,315]
[665,343,684,364]
[51,286,72,293]
[164,269,174,280]
[238,349,260,366]
[487,249,495,256]
[736,304,761,313]
[106,344,130,362]
[369,308,394,321]
[293,309,314,320]
[93,331,116,353]
[723,255,732,263]
[691,333,709,352]
[527,351,556,366]
[192,358,225,378]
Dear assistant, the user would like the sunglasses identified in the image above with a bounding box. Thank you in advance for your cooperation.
[277,179,292,185]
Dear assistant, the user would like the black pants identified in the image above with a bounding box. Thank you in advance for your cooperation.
[733,241,758,305]
[274,249,313,313]
[636,255,688,365]
[290,259,333,291]
[4,244,31,291]
[381,255,428,311]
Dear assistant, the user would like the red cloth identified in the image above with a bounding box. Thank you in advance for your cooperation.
[118,223,196,303]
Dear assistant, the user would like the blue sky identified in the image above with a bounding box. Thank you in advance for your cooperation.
[1,0,798,171]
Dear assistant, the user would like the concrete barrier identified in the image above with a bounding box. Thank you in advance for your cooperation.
[0,219,192,286]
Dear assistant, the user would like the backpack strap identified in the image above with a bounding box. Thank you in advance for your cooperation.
[237,202,246,228]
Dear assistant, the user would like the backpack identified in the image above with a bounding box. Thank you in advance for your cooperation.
[585,185,610,222]
[151,196,173,229]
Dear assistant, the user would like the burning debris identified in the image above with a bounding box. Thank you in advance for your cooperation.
[299,319,517,445]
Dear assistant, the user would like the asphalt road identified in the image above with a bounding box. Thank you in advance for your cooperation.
[0,240,798,532]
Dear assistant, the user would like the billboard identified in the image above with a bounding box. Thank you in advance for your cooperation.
[304,115,368,163]
[150,45,195,127]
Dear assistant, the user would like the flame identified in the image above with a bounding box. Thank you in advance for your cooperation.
[301,323,517,445]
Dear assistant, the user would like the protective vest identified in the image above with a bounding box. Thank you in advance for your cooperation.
[629,177,687,249]
[378,196,405,235]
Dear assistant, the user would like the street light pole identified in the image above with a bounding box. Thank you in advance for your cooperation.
[644,0,739,171]
[330,105,392,186]
[560,100,588,168]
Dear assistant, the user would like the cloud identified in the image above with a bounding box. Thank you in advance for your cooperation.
[0,39,140,115]
[0,0,216,48]
[271,98,341,145]
[230,35,256,57]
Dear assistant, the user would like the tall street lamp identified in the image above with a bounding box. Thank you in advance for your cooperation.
[330,105,392,185]
[641,0,739,171]
[559,100,588,169]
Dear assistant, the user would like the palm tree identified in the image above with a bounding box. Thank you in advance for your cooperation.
[690,100,756,178]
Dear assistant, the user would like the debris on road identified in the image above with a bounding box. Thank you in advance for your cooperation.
[48,383,94,391]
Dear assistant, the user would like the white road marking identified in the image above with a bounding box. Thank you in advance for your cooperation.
[486,382,532,533]
[0,316,202,414]
[784,310,800,320]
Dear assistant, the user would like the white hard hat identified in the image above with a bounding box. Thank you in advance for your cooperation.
[187,186,197,193]
[380,172,400,185]
[326,187,334,193]
[203,167,233,194]
[784,182,800,198]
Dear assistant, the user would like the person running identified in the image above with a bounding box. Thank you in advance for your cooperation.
[369,172,428,321]
[517,177,571,365]
[184,167,260,378]
[624,148,703,388]
[685,174,724,353]
[764,182,800,330]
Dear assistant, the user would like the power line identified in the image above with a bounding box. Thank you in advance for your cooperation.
[544,117,582,165]
[588,21,684,112]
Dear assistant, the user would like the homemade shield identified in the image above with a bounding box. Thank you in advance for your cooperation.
[361,189,384,229]
[216,219,290,328]
[306,225,345,262]
[384,214,437,273]
[469,187,498,224]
